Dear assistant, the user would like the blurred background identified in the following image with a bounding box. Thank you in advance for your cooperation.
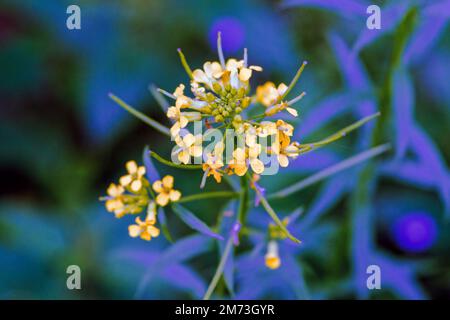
[0,0,449,299]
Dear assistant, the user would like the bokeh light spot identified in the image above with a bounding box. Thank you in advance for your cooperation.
[393,212,437,253]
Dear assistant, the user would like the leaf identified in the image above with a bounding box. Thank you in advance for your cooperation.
[297,112,381,154]
[148,84,170,113]
[393,67,414,160]
[142,146,161,182]
[108,93,171,136]
[157,207,173,243]
[172,204,224,240]
[269,143,391,198]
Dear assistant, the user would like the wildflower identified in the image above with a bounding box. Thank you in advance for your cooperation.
[265,241,281,270]
[101,161,150,218]
[174,133,203,164]
[201,141,224,184]
[152,175,181,206]
[256,82,287,107]
[228,147,247,176]
[105,183,126,218]
[128,202,160,241]
[119,160,146,192]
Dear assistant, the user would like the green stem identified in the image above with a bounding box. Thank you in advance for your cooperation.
[281,61,308,100]
[177,49,193,80]
[149,150,203,170]
[177,191,240,204]
[109,93,171,137]
[203,237,233,300]
[237,176,249,223]
[255,185,301,244]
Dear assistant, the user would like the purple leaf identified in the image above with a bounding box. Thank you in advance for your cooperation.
[143,146,160,182]
[172,204,224,240]
[393,67,414,160]
[352,2,409,54]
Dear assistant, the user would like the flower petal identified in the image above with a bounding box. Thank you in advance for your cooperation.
[162,175,174,189]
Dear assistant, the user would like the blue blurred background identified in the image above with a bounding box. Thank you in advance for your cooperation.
[0,0,449,299]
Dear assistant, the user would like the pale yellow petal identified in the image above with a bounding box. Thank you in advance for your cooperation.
[250,158,264,174]
[126,160,138,174]
[277,83,288,96]
[137,166,146,176]
[178,151,190,164]
[183,134,195,147]
[278,154,289,167]
[119,175,132,186]
[180,116,189,128]
[128,225,141,238]
[190,145,203,157]
[147,225,160,238]
[162,175,174,189]
[130,179,142,192]
[156,193,169,207]
[169,189,181,201]
[286,107,298,117]
[152,180,163,193]
[239,68,252,82]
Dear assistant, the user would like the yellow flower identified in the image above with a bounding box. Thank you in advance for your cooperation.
[202,141,224,183]
[271,136,299,168]
[152,175,181,206]
[256,82,287,107]
[228,147,248,176]
[105,183,126,218]
[174,133,203,164]
[167,106,189,137]
[119,160,146,192]
[248,143,264,174]
[265,241,281,270]
[128,202,160,241]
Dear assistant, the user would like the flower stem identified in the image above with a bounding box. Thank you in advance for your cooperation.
[254,185,301,244]
[108,93,171,137]
[237,176,249,223]
[149,150,203,170]
[281,61,308,100]
[177,48,193,80]
[203,237,233,300]
[177,191,240,204]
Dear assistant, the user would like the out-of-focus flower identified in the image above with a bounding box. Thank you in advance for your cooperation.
[101,161,150,218]
[265,240,281,270]
[128,202,160,241]
[119,160,146,192]
[105,183,126,217]
[152,175,181,206]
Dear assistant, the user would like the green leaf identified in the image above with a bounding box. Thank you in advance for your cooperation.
[108,93,171,136]
[149,150,203,170]
[269,144,391,199]
[298,112,380,154]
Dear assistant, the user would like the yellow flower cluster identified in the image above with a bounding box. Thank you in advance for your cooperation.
[101,160,181,241]
[162,34,308,186]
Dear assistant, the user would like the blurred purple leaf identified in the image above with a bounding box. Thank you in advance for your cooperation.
[393,67,414,160]
[352,2,409,53]
[143,146,161,182]
[172,204,224,240]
